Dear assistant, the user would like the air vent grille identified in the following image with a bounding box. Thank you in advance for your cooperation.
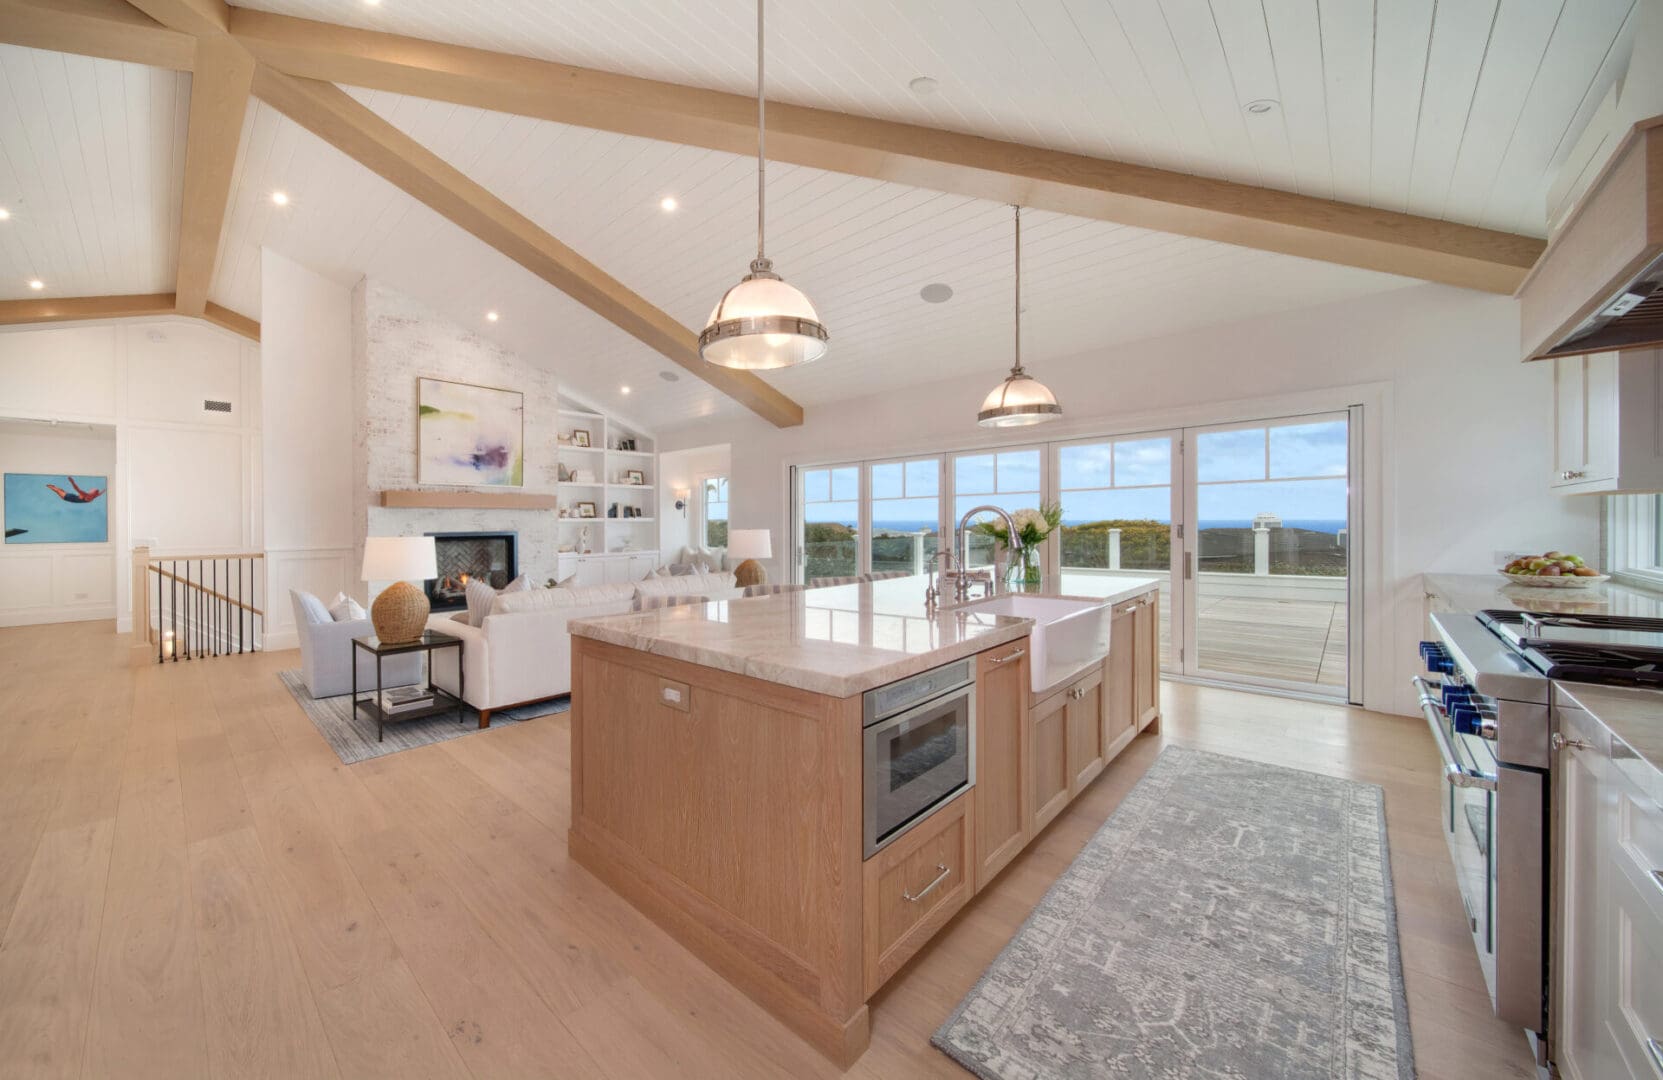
[203,399,233,413]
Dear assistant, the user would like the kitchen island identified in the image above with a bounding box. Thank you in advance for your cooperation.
[566,573,1161,1065]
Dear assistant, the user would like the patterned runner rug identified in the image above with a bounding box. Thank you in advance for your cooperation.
[934,746,1415,1079]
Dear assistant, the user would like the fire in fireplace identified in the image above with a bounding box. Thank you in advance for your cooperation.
[425,532,518,611]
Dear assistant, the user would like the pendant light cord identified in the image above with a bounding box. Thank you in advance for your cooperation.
[1012,205,1022,375]
[756,0,767,264]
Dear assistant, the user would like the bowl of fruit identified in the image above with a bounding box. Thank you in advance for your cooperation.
[1498,552,1608,588]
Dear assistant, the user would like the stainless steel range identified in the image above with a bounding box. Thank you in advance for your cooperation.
[1419,608,1663,1066]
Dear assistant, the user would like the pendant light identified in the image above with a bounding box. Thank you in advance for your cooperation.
[699,0,829,370]
[978,206,1062,427]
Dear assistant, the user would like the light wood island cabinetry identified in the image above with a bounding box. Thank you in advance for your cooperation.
[566,578,1162,1066]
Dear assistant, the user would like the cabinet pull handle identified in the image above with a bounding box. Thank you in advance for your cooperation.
[1119,604,1139,614]
[991,647,1026,665]
[1651,869,1663,896]
[904,864,951,903]
[1648,1038,1663,1074]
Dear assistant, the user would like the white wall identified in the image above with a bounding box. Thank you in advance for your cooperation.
[353,280,562,586]
[0,318,260,629]
[0,422,117,625]
[658,443,730,558]
[657,283,1601,717]
[262,248,356,649]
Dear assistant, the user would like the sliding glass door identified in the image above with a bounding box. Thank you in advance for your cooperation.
[1054,432,1179,667]
[1180,412,1352,696]
[869,457,945,575]
[795,464,861,581]
[950,447,1043,570]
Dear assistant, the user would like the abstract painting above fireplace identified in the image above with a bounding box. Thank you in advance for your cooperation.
[426,531,518,611]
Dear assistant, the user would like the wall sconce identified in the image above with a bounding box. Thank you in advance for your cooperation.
[673,488,691,515]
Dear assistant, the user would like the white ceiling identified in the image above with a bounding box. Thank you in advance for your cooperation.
[213,86,1416,427]
[236,0,1639,236]
[0,45,188,299]
[0,1,1643,429]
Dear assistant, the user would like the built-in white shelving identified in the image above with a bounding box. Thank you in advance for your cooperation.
[555,403,659,557]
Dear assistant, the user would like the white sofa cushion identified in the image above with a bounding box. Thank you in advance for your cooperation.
[328,592,366,622]
[294,589,332,626]
[465,574,533,625]
[637,570,736,598]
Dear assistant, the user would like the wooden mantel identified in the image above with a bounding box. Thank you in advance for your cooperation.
[377,490,558,510]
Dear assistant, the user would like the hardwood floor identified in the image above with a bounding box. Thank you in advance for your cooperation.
[0,620,1537,1079]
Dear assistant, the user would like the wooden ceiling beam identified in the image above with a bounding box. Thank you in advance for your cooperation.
[0,293,176,323]
[0,293,260,340]
[229,9,1545,295]
[203,301,259,341]
[249,67,802,428]
[170,34,253,315]
[123,0,229,39]
[0,0,194,70]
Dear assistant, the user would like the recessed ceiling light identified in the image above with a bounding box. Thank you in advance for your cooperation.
[1244,99,1278,115]
[364,0,382,6]
[486,310,499,322]
[271,191,290,206]
[27,279,43,290]
[909,76,939,95]
[920,282,954,304]
[0,207,10,220]
[620,385,631,395]
[659,370,680,383]
[660,196,678,212]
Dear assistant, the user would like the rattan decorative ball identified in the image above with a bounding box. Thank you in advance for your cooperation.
[371,580,429,644]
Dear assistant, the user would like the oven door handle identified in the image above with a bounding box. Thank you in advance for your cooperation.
[1412,676,1497,791]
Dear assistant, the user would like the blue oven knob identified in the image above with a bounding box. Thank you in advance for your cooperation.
[1418,641,1455,675]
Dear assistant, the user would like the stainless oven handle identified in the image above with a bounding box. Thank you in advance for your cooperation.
[1412,676,1497,791]
[903,864,950,903]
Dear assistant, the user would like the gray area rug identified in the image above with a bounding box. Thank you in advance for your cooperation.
[277,670,570,765]
[934,746,1415,1079]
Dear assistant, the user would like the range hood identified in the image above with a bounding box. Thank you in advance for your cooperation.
[1518,116,1663,362]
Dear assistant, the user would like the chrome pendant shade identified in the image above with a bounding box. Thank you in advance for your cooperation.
[700,0,828,371]
[979,205,1061,427]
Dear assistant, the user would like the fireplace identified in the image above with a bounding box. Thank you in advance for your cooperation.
[425,531,518,611]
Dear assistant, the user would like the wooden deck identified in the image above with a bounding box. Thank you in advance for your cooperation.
[1194,595,1348,688]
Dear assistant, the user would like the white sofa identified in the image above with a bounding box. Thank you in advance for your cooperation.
[426,572,743,726]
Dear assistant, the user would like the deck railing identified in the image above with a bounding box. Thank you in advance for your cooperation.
[131,546,264,662]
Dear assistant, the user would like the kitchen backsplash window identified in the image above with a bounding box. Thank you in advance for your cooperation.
[1608,493,1663,590]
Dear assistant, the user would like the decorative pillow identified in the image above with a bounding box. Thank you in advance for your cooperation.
[292,589,332,626]
[327,592,367,622]
[465,578,500,627]
[495,582,635,614]
[502,574,533,594]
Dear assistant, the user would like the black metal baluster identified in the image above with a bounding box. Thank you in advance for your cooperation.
[170,560,178,662]
[155,561,162,664]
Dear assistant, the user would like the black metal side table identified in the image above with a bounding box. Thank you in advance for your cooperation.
[351,631,465,741]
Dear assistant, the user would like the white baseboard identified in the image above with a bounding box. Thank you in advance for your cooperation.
[0,605,116,628]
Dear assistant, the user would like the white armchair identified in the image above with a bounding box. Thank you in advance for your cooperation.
[290,590,422,698]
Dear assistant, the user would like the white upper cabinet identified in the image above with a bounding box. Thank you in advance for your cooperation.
[1551,349,1663,494]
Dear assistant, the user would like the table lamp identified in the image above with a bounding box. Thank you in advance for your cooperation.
[728,528,771,588]
[362,535,438,643]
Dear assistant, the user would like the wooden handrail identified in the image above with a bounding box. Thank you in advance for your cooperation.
[146,551,265,562]
[146,563,264,616]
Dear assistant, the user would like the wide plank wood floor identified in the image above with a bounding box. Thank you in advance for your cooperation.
[0,620,1536,1079]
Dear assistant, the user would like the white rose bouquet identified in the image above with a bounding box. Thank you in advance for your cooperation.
[973,502,1062,585]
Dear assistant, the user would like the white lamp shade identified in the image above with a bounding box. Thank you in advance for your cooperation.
[726,528,772,560]
[701,275,829,370]
[978,370,1062,427]
[361,535,438,582]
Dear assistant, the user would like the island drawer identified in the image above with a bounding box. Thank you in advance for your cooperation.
[862,791,973,996]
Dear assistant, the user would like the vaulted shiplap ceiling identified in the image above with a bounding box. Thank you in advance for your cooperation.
[0,45,189,300]
[235,0,1639,235]
[0,1,1643,428]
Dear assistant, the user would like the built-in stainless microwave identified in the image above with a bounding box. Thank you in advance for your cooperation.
[863,658,975,858]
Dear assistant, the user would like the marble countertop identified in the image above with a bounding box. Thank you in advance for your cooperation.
[1553,682,1663,792]
[570,573,1162,698]
[1423,572,1663,618]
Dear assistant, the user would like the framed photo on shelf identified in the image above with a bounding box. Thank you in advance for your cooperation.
[624,469,645,485]
[571,429,591,448]
[576,501,597,518]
